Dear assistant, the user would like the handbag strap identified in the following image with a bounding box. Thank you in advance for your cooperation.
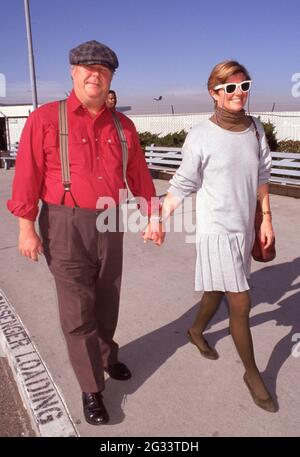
[251,116,260,147]
[251,117,263,209]
[58,99,78,206]
[251,116,262,189]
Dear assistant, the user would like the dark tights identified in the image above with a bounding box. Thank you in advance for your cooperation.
[189,290,270,399]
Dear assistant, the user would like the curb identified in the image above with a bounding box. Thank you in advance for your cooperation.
[0,289,79,437]
[269,182,300,198]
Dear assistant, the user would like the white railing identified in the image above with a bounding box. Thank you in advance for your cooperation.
[145,146,300,186]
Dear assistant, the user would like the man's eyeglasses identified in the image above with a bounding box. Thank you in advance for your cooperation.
[214,80,252,94]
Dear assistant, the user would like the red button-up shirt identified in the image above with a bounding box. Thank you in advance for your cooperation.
[7,90,156,221]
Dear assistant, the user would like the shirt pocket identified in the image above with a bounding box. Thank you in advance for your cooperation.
[43,127,91,171]
[100,138,122,159]
[100,132,135,163]
[68,132,90,169]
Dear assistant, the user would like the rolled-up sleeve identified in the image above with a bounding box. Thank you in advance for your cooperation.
[7,111,45,221]
[168,129,202,200]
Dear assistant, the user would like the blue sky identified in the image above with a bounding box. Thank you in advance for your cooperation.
[0,0,300,113]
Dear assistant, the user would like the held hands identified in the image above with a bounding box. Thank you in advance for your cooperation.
[142,220,165,246]
[19,229,43,262]
[142,192,178,246]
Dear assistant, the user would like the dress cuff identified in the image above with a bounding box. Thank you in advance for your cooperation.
[167,185,187,201]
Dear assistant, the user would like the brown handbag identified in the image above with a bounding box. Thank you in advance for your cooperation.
[252,199,276,262]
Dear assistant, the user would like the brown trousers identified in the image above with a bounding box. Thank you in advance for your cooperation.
[39,203,124,392]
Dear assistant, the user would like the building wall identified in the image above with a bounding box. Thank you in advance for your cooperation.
[0,105,33,117]
[8,118,27,145]
[0,105,33,148]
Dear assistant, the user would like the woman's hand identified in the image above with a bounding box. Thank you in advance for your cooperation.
[260,219,275,250]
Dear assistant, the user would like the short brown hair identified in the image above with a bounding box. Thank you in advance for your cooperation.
[207,60,251,92]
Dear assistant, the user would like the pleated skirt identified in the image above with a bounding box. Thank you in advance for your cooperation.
[195,232,252,292]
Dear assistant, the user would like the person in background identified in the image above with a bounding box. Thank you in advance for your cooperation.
[144,60,277,413]
[8,40,157,425]
[106,89,117,111]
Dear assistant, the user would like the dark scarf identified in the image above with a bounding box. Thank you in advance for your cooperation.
[210,106,252,132]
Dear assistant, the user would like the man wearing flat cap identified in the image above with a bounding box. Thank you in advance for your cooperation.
[8,40,163,425]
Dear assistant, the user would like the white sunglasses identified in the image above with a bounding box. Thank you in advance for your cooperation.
[214,80,252,94]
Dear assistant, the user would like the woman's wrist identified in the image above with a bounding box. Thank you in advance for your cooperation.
[149,215,163,223]
[262,216,272,224]
[261,210,272,221]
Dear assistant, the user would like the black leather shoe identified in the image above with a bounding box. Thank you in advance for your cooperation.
[82,392,109,425]
[106,362,132,380]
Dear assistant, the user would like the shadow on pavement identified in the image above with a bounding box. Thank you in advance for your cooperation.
[104,257,300,424]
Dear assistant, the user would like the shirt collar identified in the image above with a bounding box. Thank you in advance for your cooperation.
[67,89,82,112]
[67,89,108,118]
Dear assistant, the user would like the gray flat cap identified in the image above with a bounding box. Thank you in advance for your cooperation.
[69,40,119,72]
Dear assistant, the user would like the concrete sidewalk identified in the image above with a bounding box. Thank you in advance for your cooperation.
[0,168,300,437]
[0,355,35,437]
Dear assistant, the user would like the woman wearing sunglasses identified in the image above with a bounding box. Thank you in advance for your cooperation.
[146,60,276,412]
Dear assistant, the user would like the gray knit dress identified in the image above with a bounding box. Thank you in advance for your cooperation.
[168,118,271,292]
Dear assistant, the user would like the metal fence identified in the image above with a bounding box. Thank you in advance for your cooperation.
[129,111,300,141]
[1,110,300,146]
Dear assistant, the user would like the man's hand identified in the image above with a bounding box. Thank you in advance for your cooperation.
[18,218,43,261]
[142,220,165,246]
